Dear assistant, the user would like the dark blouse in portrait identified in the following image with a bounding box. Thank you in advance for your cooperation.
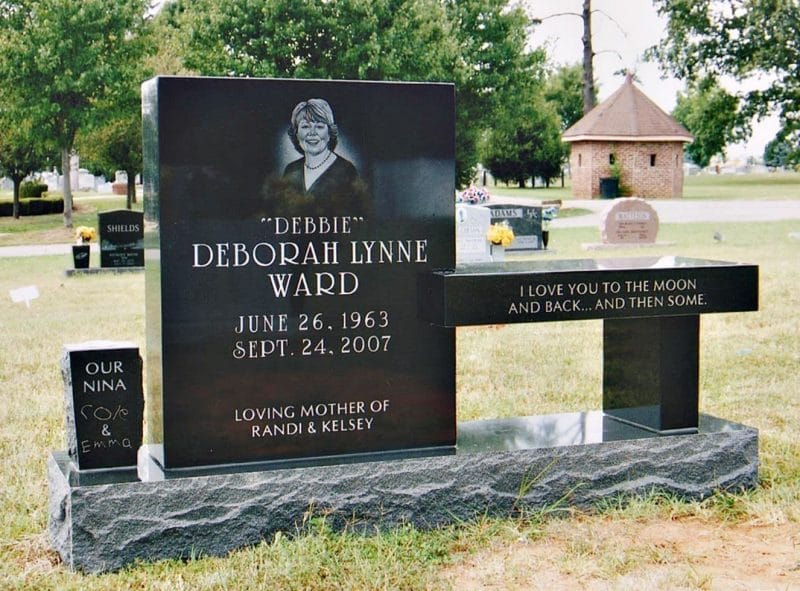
[282,156,359,200]
[263,156,370,218]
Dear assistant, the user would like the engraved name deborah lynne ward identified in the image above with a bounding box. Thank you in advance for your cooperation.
[263,98,370,217]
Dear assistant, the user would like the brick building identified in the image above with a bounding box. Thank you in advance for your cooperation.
[562,75,693,199]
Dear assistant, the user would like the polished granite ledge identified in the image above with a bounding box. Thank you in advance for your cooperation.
[49,411,758,572]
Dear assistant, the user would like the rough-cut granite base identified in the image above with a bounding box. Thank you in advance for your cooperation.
[48,412,758,573]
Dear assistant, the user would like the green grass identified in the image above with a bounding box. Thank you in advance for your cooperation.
[0,192,141,245]
[484,170,800,202]
[1,175,799,588]
[682,171,800,200]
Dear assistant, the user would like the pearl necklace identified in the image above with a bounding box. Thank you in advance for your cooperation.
[304,150,334,170]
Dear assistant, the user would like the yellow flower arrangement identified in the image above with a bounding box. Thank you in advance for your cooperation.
[75,226,97,244]
[486,223,515,247]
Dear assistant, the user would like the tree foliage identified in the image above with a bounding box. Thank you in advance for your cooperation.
[154,0,538,187]
[77,114,143,209]
[482,91,565,188]
[648,0,800,162]
[544,64,585,131]
[0,0,151,226]
[672,76,740,168]
[444,0,543,185]
[763,136,797,169]
[0,112,52,218]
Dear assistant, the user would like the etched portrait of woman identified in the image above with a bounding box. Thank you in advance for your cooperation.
[264,98,370,216]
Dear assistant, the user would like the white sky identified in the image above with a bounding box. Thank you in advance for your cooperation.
[526,0,780,160]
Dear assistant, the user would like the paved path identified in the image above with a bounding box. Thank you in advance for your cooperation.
[1,200,799,258]
[0,243,100,258]
[491,198,800,229]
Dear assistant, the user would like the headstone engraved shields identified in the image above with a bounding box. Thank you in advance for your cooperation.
[99,209,145,268]
[62,341,143,470]
[142,77,456,468]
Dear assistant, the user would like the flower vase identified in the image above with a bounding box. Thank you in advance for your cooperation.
[72,244,90,269]
[491,243,505,262]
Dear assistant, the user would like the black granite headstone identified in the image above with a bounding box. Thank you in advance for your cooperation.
[487,204,543,251]
[99,209,144,268]
[418,257,759,434]
[61,342,143,470]
[418,257,759,326]
[142,77,456,468]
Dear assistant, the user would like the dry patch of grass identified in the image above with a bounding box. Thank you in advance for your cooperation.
[442,515,800,590]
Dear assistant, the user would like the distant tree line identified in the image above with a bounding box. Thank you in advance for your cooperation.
[0,0,584,224]
[2,0,796,225]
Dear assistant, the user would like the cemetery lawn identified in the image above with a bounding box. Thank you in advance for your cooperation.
[489,170,800,202]
[1,221,799,588]
[0,193,142,246]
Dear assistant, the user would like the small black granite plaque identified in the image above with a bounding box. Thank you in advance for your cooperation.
[142,77,456,468]
[487,204,543,251]
[62,342,143,470]
[99,209,144,268]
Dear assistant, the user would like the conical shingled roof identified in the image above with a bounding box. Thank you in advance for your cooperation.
[562,74,693,143]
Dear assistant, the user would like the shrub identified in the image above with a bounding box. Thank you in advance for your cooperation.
[0,195,64,217]
[19,181,48,198]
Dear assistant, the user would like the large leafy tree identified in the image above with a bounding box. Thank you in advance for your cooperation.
[763,136,796,169]
[648,0,800,163]
[154,0,538,187]
[165,0,459,80]
[0,112,52,219]
[672,76,740,168]
[76,42,153,211]
[483,91,565,188]
[77,114,142,210]
[443,0,544,185]
[544,64,586,131]
[0,0,150,227]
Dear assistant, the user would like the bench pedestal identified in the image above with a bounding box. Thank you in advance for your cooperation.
[604,316,699,433]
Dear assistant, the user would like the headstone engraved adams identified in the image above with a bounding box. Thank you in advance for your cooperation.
[487,204,544,251]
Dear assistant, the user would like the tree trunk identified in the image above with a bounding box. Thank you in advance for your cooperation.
[12,178,21,219]
[126,171,136,210]
[518,178,525,189]
[582,0,595,114]
[61,147,74,228]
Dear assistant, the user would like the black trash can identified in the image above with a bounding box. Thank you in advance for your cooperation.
[599,177,619,199]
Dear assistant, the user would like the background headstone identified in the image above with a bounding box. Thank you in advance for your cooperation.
[600,197,659,244]
[61,341,143,470]
[487,204,543,251]
[456,204,491,264]
[142,76,456,468]
[98,209,144,268]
